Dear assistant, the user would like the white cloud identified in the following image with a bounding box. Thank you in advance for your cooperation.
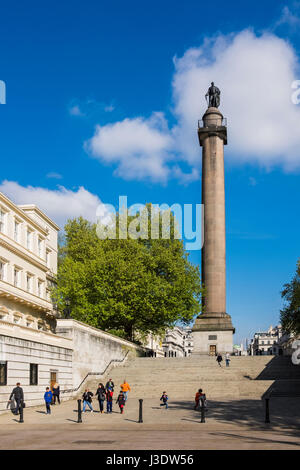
[46,172,63,180]
[86,112,173,182]
[172,30,300,169]
[86,29,300,183]
[0,180,110,228]
[69,105,85,117]
[274,5,300,30]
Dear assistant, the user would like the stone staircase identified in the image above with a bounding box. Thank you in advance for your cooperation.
[86,355,300,400]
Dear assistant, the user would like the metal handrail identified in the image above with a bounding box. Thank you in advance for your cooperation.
[61,350,130,394]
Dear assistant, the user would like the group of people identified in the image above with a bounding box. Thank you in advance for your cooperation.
[81,378,131,415]
[8,382,61,416]
[216,352,231,367]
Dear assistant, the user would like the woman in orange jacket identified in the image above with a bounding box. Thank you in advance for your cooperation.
[120,379,131,401]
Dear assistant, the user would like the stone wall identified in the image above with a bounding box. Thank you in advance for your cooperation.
[56,319,144,393]
[0,323,73,413]
[0,318,145,413]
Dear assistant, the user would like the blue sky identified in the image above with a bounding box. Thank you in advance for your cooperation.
[1,1,300,343]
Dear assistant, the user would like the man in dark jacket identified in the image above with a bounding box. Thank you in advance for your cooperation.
[9,382,24,415]
[95,383,106,413]
[105,378,114,392]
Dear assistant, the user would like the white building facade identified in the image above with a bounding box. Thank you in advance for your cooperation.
[163,326,185,357]
[0,192,74,410]
[248,325,282,356]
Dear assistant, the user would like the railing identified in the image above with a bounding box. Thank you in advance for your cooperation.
[198,117,227,128]
[61,350,130,394]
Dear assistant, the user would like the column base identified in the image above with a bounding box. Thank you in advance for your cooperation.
[192,313,235,355]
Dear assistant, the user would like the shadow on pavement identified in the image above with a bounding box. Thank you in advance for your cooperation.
[209,431,300,447]
[170,397,300,438]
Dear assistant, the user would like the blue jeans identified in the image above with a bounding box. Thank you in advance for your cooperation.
[83,400,93,412]
[160,402,168,409]
[107,401,112,413]
[123,391,128,401]
[45,403,51,414]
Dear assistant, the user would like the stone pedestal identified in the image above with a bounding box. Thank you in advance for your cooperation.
[193,107,234,355]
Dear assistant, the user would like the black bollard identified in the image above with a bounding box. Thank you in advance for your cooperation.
[138,399,143,423]
[265,398,270,424]
[19,402,24,423]
[77,399,82,423]
[200,399,205,423]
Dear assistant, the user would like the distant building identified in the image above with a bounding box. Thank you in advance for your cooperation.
[249,325,282,356]
[143,332,164,357]
[272,327,297,356]
[182,327,193,357]
[162,326,193,357]
[163,326,185,357]
[233,343,247,356]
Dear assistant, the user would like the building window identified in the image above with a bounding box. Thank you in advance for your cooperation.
[209,335,217,340]
[0,260,7,281]
[13,313,22,324]
[26,229,32,250]
[30,364,38,385]
[0,210,6,233]
[46,250,51,268]
[26,274,33,293]
[14,268,20,287]
[38,238,43,258]
[38,280,44,298]
[14,220,20,243]
[0,361,7,385]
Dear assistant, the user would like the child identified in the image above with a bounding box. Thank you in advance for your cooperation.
[44,387,53,415]
[160,391,168,409]
[82,389,94,413]
[106,387,113,413]
[116,391,126,414]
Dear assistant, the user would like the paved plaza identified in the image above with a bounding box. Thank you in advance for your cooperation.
[0,396,299,450]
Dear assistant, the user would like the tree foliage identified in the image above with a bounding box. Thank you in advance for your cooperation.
[54,208,202,341]
[280,259,300,335]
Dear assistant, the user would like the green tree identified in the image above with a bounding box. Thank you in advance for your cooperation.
[54,209,202,341]
[280,259,300,335]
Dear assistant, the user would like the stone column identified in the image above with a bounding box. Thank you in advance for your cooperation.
[193,107,234,355]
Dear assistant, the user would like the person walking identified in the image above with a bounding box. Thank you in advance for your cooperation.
[225,352,230,367]
[82,389,94,413]
[160,391,169,409]
[120,379,131,402]
[194,389,207,410]
[216,353,223,367]
[194,388,204,410]
[44,387,53,414]
[8,382,24,415]
[95,383,106,413]
[116,391,126,414]
[52,383,60,404]
[106,387,113,413]
[105,378,114,392]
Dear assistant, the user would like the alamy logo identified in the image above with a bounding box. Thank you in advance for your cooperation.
[96,196,204,251]
[291,339,300,365]
[0,80,6,104]
[291,80,300,105]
